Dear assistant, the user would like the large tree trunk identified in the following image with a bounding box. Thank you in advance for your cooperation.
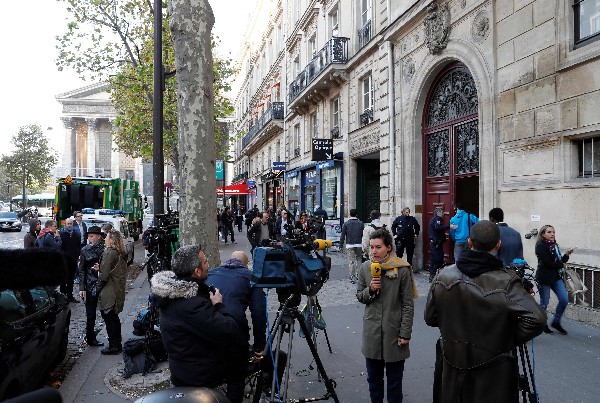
[169,0,219,266]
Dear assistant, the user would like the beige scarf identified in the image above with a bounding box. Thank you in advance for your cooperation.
[372,252,418,298]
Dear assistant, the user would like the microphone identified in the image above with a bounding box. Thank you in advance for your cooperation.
[370,262,382,278]
[524,229,538,239]
[313,239,333,250]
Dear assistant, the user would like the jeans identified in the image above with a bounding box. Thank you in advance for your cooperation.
[347,247,363,280]
[454,242,467,261]
[538,278,569,324]
[222,223,235,242]
[365,358,405,403]
[84,292,99,342]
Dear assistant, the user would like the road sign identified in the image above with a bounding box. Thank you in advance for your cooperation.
[311,138,333,161]
[216,160,224,180]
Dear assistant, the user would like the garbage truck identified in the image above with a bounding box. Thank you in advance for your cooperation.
[54,176,144,240]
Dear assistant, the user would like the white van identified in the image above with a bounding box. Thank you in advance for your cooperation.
[81,209,136,264]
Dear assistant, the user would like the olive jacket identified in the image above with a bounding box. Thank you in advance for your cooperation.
[356,254,415,362]
[97,247,127,313]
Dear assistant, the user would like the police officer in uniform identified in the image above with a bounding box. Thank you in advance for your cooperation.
[428,207,456,282]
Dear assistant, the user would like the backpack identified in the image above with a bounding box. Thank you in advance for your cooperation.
[122,338,157,378]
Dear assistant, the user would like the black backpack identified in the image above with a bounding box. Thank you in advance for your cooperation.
[122,338,157,378]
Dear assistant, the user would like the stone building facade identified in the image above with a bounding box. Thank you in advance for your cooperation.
[232,0,600,317]
[56,83,141,183]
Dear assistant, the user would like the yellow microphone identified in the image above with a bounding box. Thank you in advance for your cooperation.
[370,262,381,278]
[313,239,333,250]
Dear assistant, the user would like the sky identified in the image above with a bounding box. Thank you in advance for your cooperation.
[0,0,252,157]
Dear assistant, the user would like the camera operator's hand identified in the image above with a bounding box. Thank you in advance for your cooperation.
[209,287,223,305]
[370,276,381,293]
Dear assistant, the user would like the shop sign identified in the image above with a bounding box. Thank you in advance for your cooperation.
[286,170,298,179]
[316,161,334,170]
[216,160,224,180]
[246,180,256,188]
[303,169,318,185]
[311,138,333,161]
[273,161,286,171]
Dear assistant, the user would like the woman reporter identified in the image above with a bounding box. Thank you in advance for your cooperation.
[356,228,416,402]
[535,225,574,335]
[97,230,127,354]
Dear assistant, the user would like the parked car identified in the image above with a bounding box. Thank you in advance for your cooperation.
[0,211,22,232]
[0,249,71,400]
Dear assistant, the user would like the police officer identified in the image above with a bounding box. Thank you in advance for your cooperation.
[428,207,456,282]
[391,207,420,267]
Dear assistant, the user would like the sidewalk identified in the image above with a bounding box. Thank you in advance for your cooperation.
[59,233,600,402]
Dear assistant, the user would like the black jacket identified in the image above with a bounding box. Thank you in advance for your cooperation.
[273,217,294,238]
[60,228,82,263]
[247,221,274,247]
[429,215,449,242]
[78,241,104,293]
[425,250,546,403]
[23,218,40,249]
[392,215,421,240]
[534,241,569,286]
[151,271,241,387]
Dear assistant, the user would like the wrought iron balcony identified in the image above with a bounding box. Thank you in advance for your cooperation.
[288,37,350,104]
[242,102,284,149]
[360,108,373,126]
[358,20,372,49]
[331,126,341,139]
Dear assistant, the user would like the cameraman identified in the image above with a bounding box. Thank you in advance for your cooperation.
[248,212,274,255]
[208,251,267,403]
[424,221,546,403]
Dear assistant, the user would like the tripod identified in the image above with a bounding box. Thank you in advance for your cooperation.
[517,343,538,403]
[258,293,339,403]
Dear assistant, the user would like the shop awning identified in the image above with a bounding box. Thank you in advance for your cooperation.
[216,183,249,195]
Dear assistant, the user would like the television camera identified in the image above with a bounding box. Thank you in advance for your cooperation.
[507,259,537,295]
[524,228,538,239]
[142,211,179,278]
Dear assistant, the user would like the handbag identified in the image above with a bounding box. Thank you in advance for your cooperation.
[562,265,587,296]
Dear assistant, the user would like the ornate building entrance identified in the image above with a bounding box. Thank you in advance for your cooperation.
[422,62,479,262]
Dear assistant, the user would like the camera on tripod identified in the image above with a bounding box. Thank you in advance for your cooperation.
[143,211,179,276]
[507,260,536,295]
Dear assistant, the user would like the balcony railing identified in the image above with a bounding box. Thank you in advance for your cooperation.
[360,108,373,126]
[288,37,350,104]
[242,102,284,149]
[331,126,341,139]
[358,20,372,49]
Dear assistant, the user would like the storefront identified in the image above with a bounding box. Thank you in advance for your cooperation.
[317,161,341,220]
[260,172,283,209]
[285,171,300,217]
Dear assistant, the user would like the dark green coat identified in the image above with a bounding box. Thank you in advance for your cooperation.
[97,247,127,313]
[356,260,414,362]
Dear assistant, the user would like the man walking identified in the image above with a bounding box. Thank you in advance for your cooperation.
[449,203,478,260]
[234,205,244,232]
[489,207,523,267]
[340,208,364,283]
[248,212,274,255]
[220,206,236,244]
[428,207,454,282]
[151,245,240,388]
[425,221,546,402]
[207,251,267,403]
[362,210,387,258]
[391,207,421,267]
[60,218,82,302]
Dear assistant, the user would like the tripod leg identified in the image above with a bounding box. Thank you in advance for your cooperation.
[314,297,333,354]
[294,310,340,403]
[281,320,295,403]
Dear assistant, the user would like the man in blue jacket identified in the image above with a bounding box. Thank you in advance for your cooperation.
[208,251,267,403]
[488,207,523,267]
[450,203,479,261]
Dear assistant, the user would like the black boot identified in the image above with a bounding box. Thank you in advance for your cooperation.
[543,324,554,334]
[551,322,568,335]
[101,340,122,355]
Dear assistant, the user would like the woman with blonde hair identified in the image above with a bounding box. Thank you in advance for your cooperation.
[97,230,127,354]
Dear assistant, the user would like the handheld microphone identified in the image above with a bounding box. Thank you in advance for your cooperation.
[313,239,333,250]
[370,262,381,278]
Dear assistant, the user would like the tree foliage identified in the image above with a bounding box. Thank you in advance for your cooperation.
[0,125,58,202]
[56,0,236,174]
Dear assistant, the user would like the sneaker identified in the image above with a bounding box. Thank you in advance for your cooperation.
[551,322,568,335]
[543,324,554,334]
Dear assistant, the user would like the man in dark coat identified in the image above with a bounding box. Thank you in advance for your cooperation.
[313,205,328,239]
[220,206,235,244]
[391,207,421,267]
[60,217,82,302]
[247,212,274,254]
[488,207,523,267]
[428,207,453,282]
[273,208,294,239]
[151,244,240,388]
[73,211,88,246]
[207,251,267,403]
[234,205,244,232]
[425,221,546,403]
[78,226,105,347]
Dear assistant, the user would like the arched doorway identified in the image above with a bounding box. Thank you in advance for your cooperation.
[422,62,479,264]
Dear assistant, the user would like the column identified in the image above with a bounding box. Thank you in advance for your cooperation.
[109,118,119,179]
[60,117,75,177]
[86,118,98,177]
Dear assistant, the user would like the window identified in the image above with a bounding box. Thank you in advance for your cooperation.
[360,74,374,125]
[0,290,27,323]
[574,0,600,46]
[308,35,317,59]
[361,0,372,26]
[578,136,600,177]
[268,146,272,168]
[310,112,318,139]
[331,97,340,138]
[330,8,339,37]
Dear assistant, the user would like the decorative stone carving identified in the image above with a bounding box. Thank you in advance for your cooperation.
[471,12,490,43]
[350,128,380,156]
[403,58,416,83]
[424,2,450,55]
[461,0,467,9]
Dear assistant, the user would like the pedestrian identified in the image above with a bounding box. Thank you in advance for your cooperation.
[234,205,244,232]
[488,207,523,267]
[60,217,82,303]
[35,220,62,250]
[23,218,41,249]
[425,220,546,403]
[295,211,309,231]
[391,207,420,267]
[535,224,574,335]
[96,230,127,354]
[248,212,274,255]
[150,244,241,388]
[357,228,416,403]
[449,202,479,260]
[78,226,105,347]
[207,251,267,403]
[362,210,387,259]
[274,208,294,239]
[314,205,328,239]
[340,208,364,283]
[73,210,88,246]
[101,222,113,239]
[220,206,236,244]
[428,207,454,283]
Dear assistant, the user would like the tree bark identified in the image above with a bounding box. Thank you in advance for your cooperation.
[169,0,219,266]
